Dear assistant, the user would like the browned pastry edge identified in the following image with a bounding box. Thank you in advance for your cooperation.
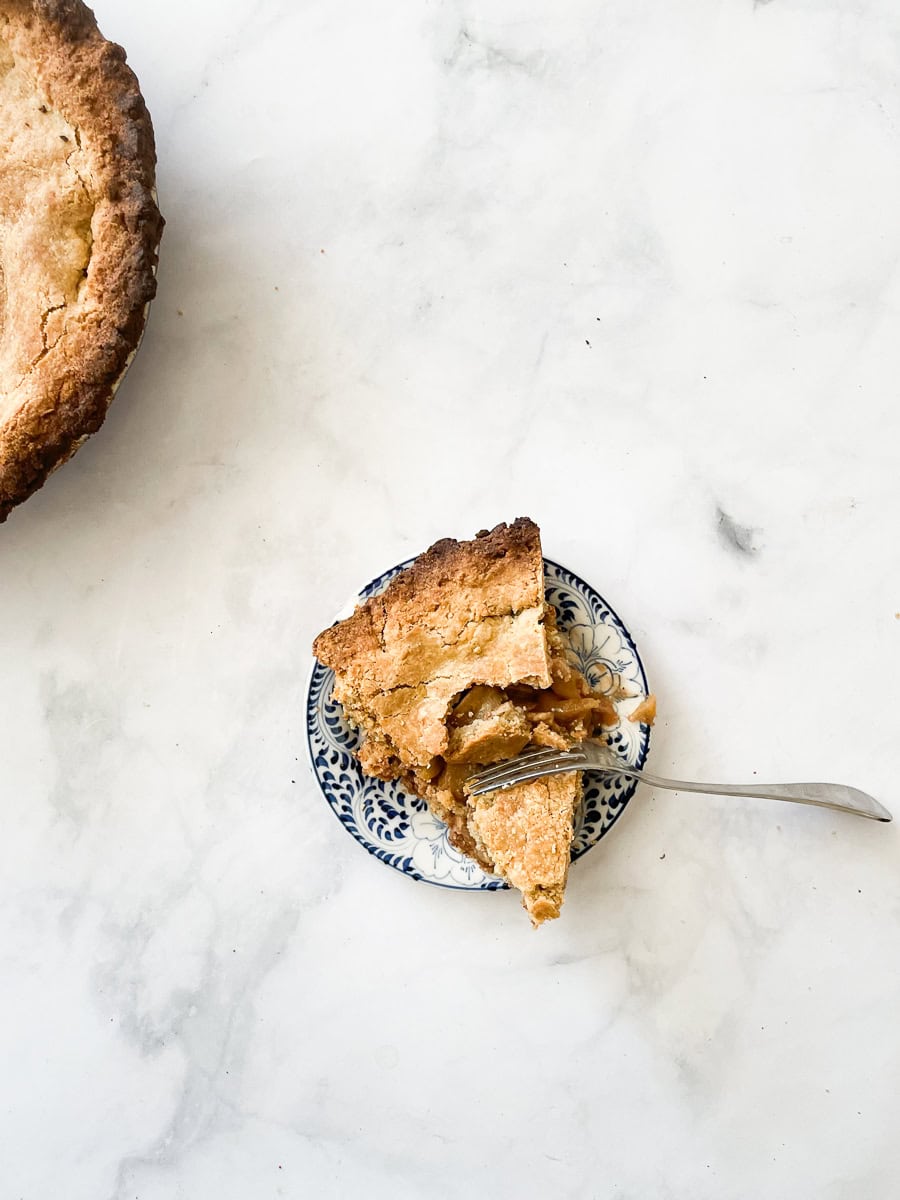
[0,0,164,522]
[313,517,544,669]
[313,520,623,925]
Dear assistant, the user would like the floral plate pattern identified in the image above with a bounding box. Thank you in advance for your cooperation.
[306,558,650,891]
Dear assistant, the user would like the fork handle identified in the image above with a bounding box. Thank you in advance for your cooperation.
[616,767,891,823]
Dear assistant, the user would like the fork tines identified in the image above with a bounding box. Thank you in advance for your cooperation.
[465,746,589,797]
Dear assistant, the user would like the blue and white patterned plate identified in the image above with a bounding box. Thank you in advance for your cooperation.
[306,558,650,891]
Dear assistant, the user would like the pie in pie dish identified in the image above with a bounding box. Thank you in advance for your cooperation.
[313,518,650,926]
[0,0,163,522]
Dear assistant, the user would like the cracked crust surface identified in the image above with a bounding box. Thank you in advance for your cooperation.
[0,0,163,522]
[314,519,612,926]
[313,518,552,769]
[468,772,581,926]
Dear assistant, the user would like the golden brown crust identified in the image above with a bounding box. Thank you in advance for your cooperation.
[445,702,531,764]
[314,518,547,677]
[0,0,163,522]
[467,772,581,926]
[628,693,657,725]
[313,519,631,923]
[314,519,552,768]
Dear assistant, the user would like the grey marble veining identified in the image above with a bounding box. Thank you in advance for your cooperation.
[1,0,899,1196]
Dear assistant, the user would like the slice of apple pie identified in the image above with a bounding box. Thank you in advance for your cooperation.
[313,518,619,925]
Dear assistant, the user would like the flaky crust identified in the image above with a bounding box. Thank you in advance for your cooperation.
[468,772,581,926]
[0,0,163,522]
[314,519,608,926]
[314,518,552,766]
[314,517,547,674]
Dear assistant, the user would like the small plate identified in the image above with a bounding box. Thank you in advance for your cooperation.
[306,558,650,891]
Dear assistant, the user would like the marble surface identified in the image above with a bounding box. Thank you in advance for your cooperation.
[2,0,900,1195]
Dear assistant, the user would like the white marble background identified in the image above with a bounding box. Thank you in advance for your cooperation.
[2,0,899,1195]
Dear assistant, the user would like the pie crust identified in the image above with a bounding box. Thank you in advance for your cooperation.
[314,519,621,926]
[0,0,163,522]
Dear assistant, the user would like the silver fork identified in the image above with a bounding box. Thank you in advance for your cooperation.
[465,741,892,822]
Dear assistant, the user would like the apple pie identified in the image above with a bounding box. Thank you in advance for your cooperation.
[0,0,163,522]
[313,518,626,926]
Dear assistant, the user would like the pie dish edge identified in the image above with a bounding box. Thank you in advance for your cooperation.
[0,0,164,522]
